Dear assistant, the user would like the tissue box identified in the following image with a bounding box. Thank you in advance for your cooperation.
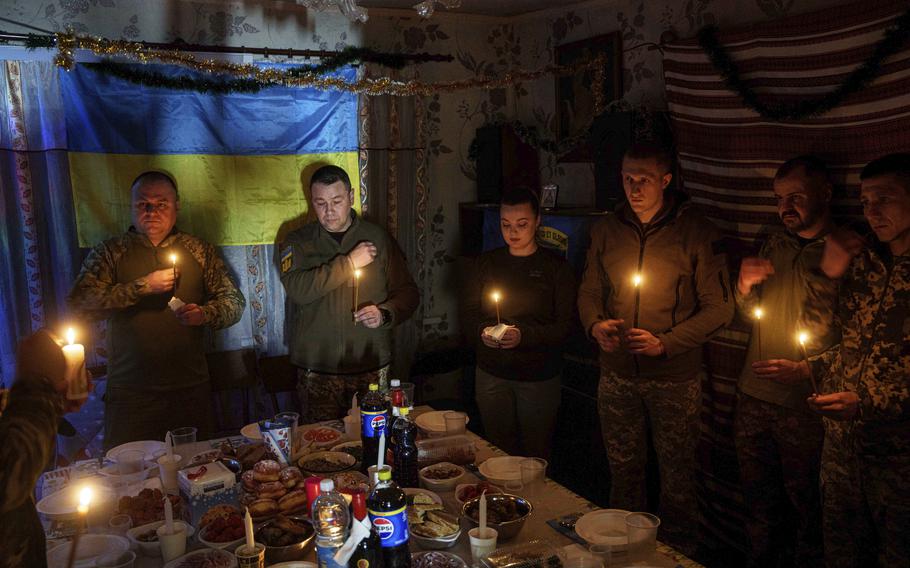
[178,461,240,525]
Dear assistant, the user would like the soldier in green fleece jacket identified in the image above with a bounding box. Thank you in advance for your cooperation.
[0,330,92,568]
[280,165,419,422]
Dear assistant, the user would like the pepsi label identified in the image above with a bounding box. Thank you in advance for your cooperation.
[368,505,409,548]
[362,409,387,438]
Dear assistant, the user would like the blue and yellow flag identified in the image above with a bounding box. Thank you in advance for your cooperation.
[60,64,359,246]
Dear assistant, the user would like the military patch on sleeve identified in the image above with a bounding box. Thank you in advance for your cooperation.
[280,246,294,273]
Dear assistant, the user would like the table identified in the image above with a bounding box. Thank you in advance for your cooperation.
[44,406,702,568]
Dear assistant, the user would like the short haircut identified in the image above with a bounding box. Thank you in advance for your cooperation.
[131,170,179,201]
[861,153,910,191]
[623,143,675,174]
[310,165,352,192]
[501,186,540,217]
[775,155,830,185]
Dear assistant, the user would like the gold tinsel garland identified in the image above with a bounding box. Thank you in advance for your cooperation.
[52,32,607,112]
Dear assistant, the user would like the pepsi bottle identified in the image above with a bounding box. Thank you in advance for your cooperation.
[367,469,411,568]
[349,490,383,568]
[391,406,418,488]
[361,383,388,474]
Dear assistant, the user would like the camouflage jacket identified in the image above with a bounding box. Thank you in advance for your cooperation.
[68,227,245,329]
[0,375,63,568]
[807,240,910,456]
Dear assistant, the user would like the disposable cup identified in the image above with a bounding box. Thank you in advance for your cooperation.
[625,512,660,561]
[235,542,266,568]
[156,522,187,563]
[519,458,547,498]
[468,526,498,566]
[157,453,182,493]
[444,411,467,435]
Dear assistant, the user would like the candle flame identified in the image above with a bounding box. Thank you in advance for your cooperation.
[491,291,501,303]
[170,254,177,264]
[77,486,92,514]
[65,327,76,346]
[798,331,809,346]
[354,269,362,279]
[632,273,643,287]
[754,307,763,320]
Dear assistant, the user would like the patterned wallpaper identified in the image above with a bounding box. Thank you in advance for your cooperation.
[0,0,856,346]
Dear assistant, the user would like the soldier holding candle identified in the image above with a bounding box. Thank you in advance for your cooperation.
[67,171,245,448]
[733,156,837,568]
[279,165,419,422]
[578,143,733,554]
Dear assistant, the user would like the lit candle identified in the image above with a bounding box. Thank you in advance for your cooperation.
[66,486,93,568]
[797,332,820,394]
[753,307,764,360]
[62,328,88,401]
[170,254,177,291]
[632,273,643,287]
[244,506,255,551]
[353,269,362,319]
[491,291,501,325]
[479,490,488,538]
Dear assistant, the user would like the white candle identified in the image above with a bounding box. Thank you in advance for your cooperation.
[164,495,174,534]
[491,291,501,325]
[67,487,92,568]
[479,490,488,538]
[353,269,362,314]
[754,307,764,360]
[165,431,173,461]
[377,431,386,469]
[798,332,820,394]
[244,507,255,551]
[62,328,88,400]
[170,254,177,288]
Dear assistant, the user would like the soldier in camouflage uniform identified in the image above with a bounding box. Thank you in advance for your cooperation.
[733,157,836,568]
[68,171,245,448]
[1,330,91,568]
[578,144,734,554]
[800,153,910,567]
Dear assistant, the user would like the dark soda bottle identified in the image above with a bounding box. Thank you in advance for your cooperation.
[391,406,418,488]
[361,383,388,474]
[349,490,383,568]
[367,469,411,568]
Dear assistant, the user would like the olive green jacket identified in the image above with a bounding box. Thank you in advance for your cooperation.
[578,197,734,380]
[280,212,419,374]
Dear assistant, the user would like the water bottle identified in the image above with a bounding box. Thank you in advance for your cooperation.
[367,469,411,568]
[391,406,418,488]
[312,479,351,568]
[361,384,388,474]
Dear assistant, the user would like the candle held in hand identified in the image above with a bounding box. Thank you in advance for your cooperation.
[170,253,177,290]
[62,328,88,400]
[754,307,764,360]
[797,332,820,394]
[491,291,502,325]
[632,273,643,287]
[353,269,362,321]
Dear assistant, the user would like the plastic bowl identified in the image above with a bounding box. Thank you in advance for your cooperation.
[461,493,532,541]
[126,520,194,557]
[255,515,316,564]
[418,462,466,492]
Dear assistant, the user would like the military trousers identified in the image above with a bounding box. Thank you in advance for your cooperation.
[734,393,824,568]
[297,366,389,424]
[597,369,700,554]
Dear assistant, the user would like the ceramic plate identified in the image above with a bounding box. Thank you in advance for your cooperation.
[37,483,116,519]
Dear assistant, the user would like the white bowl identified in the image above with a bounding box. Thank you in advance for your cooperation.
[163,548,237,568]
[98,461,156,485]
[477,456,525,486]
[37,483,117,521]
[574,509,631,550]
[418,462,465,492]
[197,521,246,551]
[127,520,195,557]
[106,440,166,462]
[47,534,130,568]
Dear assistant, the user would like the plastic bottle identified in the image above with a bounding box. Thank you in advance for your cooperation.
[390,406,419,488]
[348,490,383,568]
[367,469,411,568]
[361,383,388,474]
[312,479,351,568]
[388,379,404,432]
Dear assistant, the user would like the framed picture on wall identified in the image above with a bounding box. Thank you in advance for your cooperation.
[555,32,623,162]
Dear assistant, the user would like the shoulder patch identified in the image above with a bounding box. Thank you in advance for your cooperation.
[280,246,294,273]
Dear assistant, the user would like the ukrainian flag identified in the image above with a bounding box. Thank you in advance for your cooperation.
[59,64,360,247]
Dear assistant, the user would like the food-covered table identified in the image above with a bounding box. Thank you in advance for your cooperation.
[40,406,702,568]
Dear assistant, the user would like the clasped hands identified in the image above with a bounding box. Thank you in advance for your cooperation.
[141,268,205,326]
[480,326,522,349]
[590,319,665,357]
[752,358,859,420]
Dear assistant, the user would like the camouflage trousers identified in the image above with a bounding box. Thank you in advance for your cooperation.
[734,393,824,568]
[821,420,910,568]
[297,366,389,423]
[597,370,700,554]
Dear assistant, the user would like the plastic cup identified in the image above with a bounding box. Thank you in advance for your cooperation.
[157,453,182,493]
[400,382,416,407]
[235,542,266,568]
[444,411,467,435]
[156,522,187,563]
[468,526,498,566]
[169,426,197,463]
[625,512,660,561]
[564,552,604,568]
[588,543,612,567]
[108,513,133,536]
[116,449,145,475]
[519,458,547,498]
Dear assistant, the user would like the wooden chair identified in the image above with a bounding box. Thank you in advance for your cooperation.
[206,348,259,433]
[258,354,301,415]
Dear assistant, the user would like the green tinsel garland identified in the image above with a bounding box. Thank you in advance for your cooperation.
[696,6,910,121]
[86,60,266,94]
